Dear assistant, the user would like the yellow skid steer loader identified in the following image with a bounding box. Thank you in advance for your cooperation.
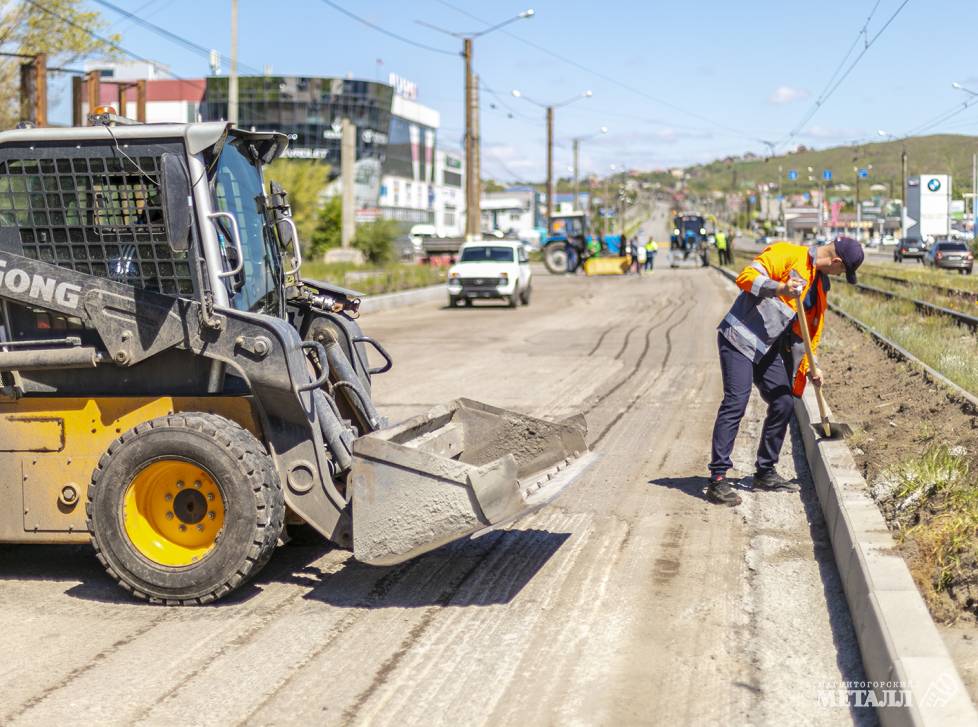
[0,120,590,604]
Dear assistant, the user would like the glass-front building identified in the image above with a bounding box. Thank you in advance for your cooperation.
[200,76,455,229]
[201,76,396,163]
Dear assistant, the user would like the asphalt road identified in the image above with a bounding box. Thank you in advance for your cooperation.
[0,249,875,725]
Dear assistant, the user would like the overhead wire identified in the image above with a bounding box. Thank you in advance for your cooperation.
[431,0,763,143]
[90,0,263,75]
[777,0,912,148]
[320,0,456,56]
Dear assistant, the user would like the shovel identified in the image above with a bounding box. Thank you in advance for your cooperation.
[794,288,853,439]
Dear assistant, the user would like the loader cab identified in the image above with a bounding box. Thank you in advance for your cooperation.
[206,132,287,318]
[0,122,291,396]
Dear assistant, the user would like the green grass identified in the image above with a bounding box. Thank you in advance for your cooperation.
[876,446,978,610]
[832,285,978,395]
[860,272,978,318]
[862,262,978,294]
[301,261,446,296]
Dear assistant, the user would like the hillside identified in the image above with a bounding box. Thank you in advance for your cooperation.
[680,134,978,199]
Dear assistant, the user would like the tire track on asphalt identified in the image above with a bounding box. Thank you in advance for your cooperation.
[587,324,618,357]
[2,612,176,723]
[239,535,513,725]
[589,304,693,449]
[613,325,639,361]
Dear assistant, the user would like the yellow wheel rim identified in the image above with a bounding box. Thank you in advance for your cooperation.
[123,459,226,567]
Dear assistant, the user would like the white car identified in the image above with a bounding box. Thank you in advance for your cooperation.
[447,240,532,308]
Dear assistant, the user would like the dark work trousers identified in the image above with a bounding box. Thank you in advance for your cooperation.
[709,332,795,476]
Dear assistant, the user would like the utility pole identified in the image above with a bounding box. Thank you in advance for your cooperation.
[341,117,356,248]
[419,10,533,240]
[463,38,477,239]
[85,70,100,119]
[473,74,481,236]
[117,83,127,119]
[546,105,554,238]
[19,53,47,126]
[136,80,147,122]
[572,138,580,211]
[972,152,977,240]
[71,75,82,126]
[228,0,239,125]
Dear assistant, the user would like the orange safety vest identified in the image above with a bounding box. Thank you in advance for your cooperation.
[730,243,826,396]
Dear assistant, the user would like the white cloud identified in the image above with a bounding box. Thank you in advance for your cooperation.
[768,86,810,105]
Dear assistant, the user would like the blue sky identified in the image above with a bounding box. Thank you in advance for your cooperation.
[62,0,978,182]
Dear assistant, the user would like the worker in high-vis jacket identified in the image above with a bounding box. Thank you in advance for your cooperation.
[706,237,864,506]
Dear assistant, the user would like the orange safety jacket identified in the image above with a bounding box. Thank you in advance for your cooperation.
[719,242,826,396]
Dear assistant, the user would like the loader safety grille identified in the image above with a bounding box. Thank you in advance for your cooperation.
[0,150,194,296]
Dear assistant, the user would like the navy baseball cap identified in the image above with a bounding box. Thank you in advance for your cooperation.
[833,236,864,284]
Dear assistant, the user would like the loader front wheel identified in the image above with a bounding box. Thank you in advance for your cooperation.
[87,413,285,605]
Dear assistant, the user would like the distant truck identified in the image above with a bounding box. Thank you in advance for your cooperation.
[906,175,951,243]
[670,214,710,267]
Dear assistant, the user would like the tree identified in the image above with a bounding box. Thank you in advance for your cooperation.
[0,1,120,128]
[309,195,342,256]
[264,159,331,247]
[351,218,398,264]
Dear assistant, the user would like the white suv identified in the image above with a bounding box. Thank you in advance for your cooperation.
[447,240,533,308]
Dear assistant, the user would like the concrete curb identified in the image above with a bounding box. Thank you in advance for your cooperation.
[795,389,978,726]
[359,284,445,314]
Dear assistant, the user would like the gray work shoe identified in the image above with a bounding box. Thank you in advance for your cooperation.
[753,470,800,492]
[706,474,742,506]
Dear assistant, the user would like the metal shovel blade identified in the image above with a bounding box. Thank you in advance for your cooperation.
[349,398,591,566]
[812,419,854,440]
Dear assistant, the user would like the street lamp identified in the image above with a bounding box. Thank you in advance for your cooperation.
[952,81,978,97]
[511,88,593,237]
[571,125,608,211]
[878,129,907,240]
[416,9,535,240]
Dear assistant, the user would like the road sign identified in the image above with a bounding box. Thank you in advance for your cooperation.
[822,169,833,181]
[858,168,869,179]
[787,169,798,181]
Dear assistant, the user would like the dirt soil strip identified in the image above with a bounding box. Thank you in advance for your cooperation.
[819,312,978,706]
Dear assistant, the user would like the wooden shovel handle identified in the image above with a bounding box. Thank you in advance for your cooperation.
[795,289,832,435]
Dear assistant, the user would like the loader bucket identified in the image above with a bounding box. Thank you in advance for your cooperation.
[349,398,592,566]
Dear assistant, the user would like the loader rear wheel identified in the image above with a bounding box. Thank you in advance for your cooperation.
[87,413,284,605]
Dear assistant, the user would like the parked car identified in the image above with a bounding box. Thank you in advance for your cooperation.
[894,238,925,263]
[446,240,532,308]
[880,234,897,247]
[392,234,418,261]
[924,240,974,274]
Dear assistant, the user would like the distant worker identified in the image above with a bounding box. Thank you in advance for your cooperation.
[715,229,729,265]
[705,237,865,506]
[629,236,642,275]
[645,239,658,271]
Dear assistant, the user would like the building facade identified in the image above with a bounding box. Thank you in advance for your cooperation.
[200,75,458,232]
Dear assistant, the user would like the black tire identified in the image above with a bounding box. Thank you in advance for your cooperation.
[968,268,974,276]
[448,295,458,307]
[543,242,568,274]
[895,255,901,263]
[508,286,520,308]
[464,297,473,307]
[87,413,284,605]
[520,284,531,305]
